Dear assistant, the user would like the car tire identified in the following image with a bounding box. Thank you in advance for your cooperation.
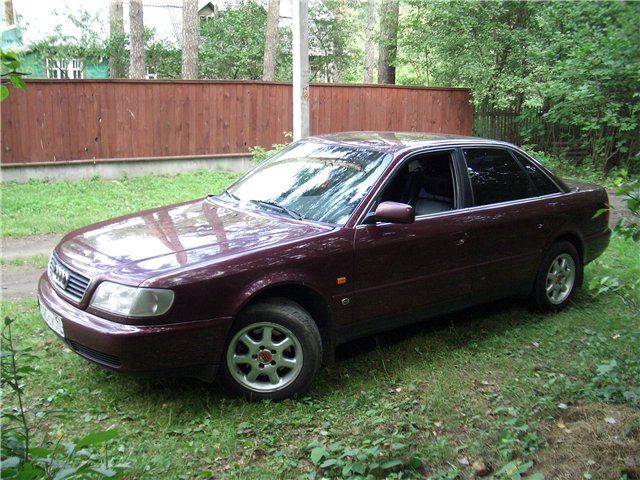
[531,241,582,312]
[217,298,322,401]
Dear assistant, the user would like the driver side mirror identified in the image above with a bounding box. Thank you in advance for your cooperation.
[371,201,415,224]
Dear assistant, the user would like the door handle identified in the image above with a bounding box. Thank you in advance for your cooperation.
[451,232,469,246]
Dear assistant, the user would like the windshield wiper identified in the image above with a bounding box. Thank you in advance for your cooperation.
[217,189,240,202]
[249,199,303,220]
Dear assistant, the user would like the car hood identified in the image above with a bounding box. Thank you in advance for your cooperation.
[56,197,333,280]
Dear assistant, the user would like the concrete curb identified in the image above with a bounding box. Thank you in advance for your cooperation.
[1,154,254,183]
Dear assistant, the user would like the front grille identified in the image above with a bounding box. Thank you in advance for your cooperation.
[67,340,122,368]
[48,253,91,302]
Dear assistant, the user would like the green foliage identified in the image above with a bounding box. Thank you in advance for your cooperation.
[581,345,640,405]
[308,0,362,83]
[249,132,292,163]
[495,460,543,480]
[610,170,640,242]
[1,317,127,479]
[539,2,640,171]
[400,0,535,108]
[198,1,290,80]
[305,432,420,478]
[589,170,640,302]
[145,35,181,79]
[523,148,605,185]
[1,49,26,100]
[400,1,640,172]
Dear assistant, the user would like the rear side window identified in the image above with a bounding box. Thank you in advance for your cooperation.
[463,148,533,206]
[512,151,560,196]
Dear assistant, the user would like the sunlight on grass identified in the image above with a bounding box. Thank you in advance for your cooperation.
[1,170,241,237]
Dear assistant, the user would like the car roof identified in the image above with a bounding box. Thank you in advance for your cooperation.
[307,131,515,153]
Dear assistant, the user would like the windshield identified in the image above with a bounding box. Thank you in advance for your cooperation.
[226,141,392,225]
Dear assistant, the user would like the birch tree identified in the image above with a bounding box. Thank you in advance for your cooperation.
[181,0,199,79]
[108,0,125,78]
[129,0,145,78]
[262,0,280,81]
[363,0,376,83]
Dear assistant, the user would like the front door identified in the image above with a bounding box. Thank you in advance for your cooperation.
[349,150,475,328]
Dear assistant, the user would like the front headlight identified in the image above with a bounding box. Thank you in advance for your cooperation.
[90,281,174,317]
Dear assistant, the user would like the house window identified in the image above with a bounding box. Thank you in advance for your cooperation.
[46,58,66,79]
[45,58,85,79]
[69,59,84,79]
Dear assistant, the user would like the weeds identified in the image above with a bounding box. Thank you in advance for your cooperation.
[1,316,127,479]
[249,132,292,163]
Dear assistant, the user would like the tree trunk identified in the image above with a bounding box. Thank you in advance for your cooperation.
[262,0,280,81]
[129,0,145,79]
[181,0,199,79]
[109,0,125,78]
[363,0,376,83]
[377,0,399,84]
[330,1,345,83]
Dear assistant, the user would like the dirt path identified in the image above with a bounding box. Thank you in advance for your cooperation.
[1,266,43,300]
[1,234,62,300]
[1,233,63,261]
[0,191,634,301]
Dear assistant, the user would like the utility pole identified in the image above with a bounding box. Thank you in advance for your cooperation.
[292,0,309,141]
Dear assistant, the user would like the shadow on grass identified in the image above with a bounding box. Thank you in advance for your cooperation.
[98,293,590,408]
[333,297,527,363]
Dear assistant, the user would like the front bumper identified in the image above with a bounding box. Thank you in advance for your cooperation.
[38,274,233,381]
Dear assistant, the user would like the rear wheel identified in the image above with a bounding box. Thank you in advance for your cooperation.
[532,241,582,312]
[218,298,322,401]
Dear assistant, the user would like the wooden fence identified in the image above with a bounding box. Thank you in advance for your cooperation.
[473,107,588,158]
[1,80,473,165]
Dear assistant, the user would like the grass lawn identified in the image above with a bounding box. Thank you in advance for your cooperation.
[1,235,638,479]
[1,170,241,237]
[0,253,49,269]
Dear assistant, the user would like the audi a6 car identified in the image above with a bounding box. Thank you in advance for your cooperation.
[39,132,611,400]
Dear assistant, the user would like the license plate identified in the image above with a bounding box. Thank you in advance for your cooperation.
[39,299,64,338]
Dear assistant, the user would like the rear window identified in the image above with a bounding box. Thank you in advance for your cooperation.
[512,151,560,196]
[463,148,533,206]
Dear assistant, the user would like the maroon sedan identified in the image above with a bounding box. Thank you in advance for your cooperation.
[39,132,610,400]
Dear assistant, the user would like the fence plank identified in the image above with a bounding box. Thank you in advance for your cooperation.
[1,80,473,164]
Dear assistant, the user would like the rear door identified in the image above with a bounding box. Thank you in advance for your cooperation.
[460,147,564,298]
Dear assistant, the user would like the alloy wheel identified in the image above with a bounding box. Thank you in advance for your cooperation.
[545,253,576,305]
[226,322,304,393]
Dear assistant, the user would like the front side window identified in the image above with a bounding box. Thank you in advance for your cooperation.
[377,151,456,216]
[512,151,560,196]
[463,148,533,206]
[227,141,392,225]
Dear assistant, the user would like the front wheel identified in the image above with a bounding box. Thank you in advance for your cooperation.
[531,241,582,312]
[217,298,322,401]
